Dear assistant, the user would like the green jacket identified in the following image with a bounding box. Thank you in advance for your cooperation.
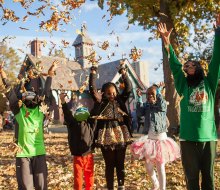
[168,27,220,141]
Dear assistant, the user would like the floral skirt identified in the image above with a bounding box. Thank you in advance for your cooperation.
[130,135,181,164]
[96,125,132,149]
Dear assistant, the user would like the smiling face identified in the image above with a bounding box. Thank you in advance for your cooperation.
[147,87,157,104]
[183,61,197,75]
[105,85,117,102]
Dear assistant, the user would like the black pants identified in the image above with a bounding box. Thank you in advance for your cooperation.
[101,147,126,189]
[137,121,144,133]
[180,141,216,190]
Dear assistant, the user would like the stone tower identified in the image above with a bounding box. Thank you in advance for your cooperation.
[73,24,94,68]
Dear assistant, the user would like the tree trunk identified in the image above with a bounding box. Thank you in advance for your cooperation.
[160,0,180,134]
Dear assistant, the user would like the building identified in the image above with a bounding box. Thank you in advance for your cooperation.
[22,24,148,123]
[131,61,149,88]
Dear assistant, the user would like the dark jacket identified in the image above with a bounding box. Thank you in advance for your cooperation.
[89,72,133,141]
[62,103,94,156]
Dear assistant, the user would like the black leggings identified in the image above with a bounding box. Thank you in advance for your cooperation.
[101,147,126,189]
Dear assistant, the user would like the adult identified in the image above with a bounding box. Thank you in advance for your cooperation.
[158,13,220,190]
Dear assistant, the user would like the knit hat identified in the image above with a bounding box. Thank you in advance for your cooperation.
[74,107,90,121]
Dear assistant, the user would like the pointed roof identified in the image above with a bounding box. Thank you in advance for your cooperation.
[73,24,94,46]
[23,55,146,92]
[25,54,82,90]
[96,59,146,90]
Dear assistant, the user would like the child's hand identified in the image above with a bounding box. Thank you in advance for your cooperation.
[93,90,103,103]
[48,60,59,77]
[136,88,142,97]
[59,93,67,104]
[90,66,97,74]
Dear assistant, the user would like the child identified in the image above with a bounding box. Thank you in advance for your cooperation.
[130,85,180,190]
[60,93,94,190]
[0,61,58,190]
[89,63,133,190]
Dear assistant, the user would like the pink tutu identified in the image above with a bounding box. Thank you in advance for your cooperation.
[130,135,181,164]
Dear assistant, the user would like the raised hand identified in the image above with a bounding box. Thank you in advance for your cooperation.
[136,88,142,97]
[59,93,67,104]
[93,89,103,103]
[158,23,173,46]
[90,65,97,74]
[48,60,59,77]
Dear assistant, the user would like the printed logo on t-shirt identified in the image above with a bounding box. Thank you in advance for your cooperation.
[188,81,210,112]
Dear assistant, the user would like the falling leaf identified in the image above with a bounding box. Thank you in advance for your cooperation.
[17,48,24,53]
[62,0,85,10]
[98,41,109,50]
[22,15,29,22]
[61,40,70,48]
[25,110,30,118]
[2,8,19,22]
[129,46,143,62]
[58,83,64,89]
[19,27,29,30]
[39,102,49,114]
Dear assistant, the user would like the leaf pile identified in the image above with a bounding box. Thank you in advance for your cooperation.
[0,131,219,189]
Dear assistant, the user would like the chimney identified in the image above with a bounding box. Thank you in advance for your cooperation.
[31,38,42,57]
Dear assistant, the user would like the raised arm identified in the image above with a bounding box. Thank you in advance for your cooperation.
[0,66,20,115]
[136,89,145,117]
[89,66,102,103]
[119,69,132,102]
[42,60,59,105]
[207,14,220,94]
[60,93,77,126]
[158,23,186,95]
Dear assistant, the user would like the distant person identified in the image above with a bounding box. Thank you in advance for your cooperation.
[158,13,220,190]
[131,109,138,133]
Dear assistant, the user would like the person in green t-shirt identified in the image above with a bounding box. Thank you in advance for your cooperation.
[0,60,59,190]
[158,14,220,190]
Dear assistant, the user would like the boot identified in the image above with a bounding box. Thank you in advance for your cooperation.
[118,186,125,190]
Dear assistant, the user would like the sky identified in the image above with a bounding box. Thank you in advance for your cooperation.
[0,0,164,84]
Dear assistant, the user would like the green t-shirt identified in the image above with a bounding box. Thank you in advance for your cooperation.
[168,34,220,141]
[15,105,45,157]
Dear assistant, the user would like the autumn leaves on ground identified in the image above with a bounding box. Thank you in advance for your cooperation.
[0,131,219,190]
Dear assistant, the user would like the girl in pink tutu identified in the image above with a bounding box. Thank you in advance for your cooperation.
[131,85,180,190]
